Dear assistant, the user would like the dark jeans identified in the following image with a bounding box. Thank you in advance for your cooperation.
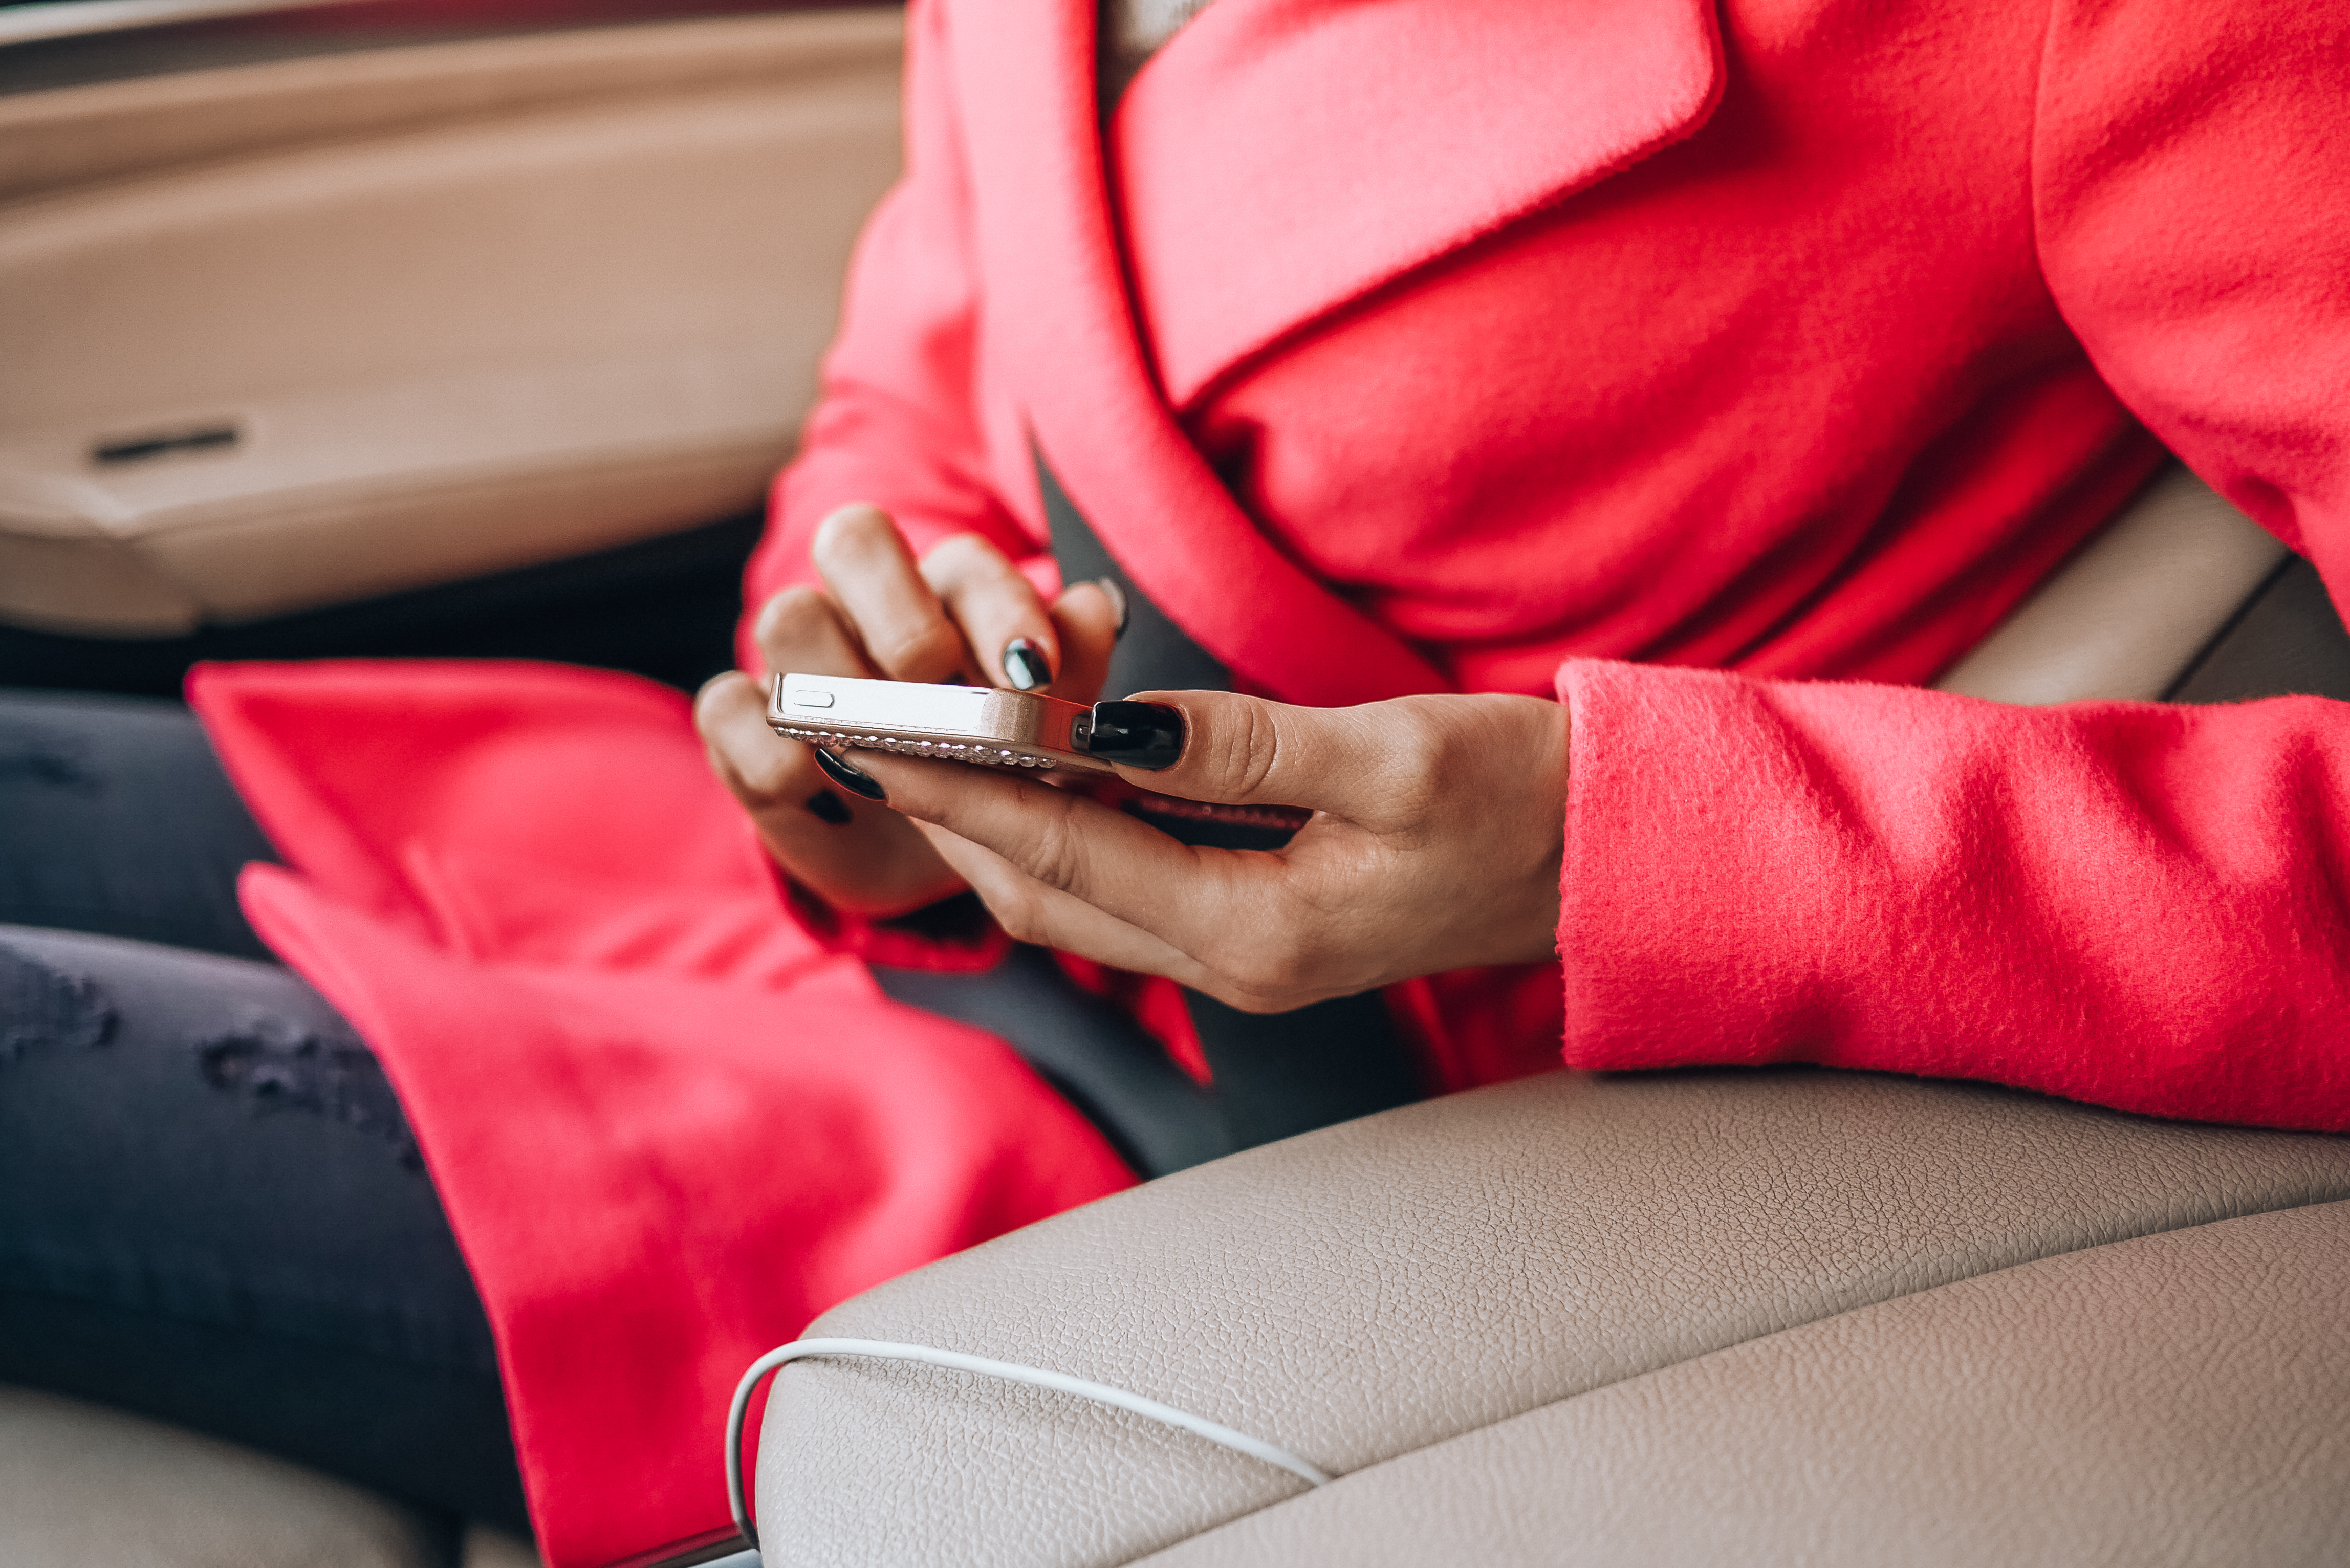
[0,689,531,1540]
[0,688,1230,1539]
[0,925,530,1542]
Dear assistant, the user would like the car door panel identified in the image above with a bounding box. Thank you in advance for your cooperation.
[0,8,901,635]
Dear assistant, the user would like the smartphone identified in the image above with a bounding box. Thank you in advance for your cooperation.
[767,672,1115,774]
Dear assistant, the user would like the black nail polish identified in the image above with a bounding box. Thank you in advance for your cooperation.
[803,789,853,825]
[1002,637,1050,692]
[813,746,887,800]
[1086,701,1185,770]
[1095,578,1130,638]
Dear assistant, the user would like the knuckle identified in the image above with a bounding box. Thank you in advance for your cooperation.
[1205,701,1284,799]
[1212,903,1356,1007]
[963,864,1049,942]
[1223,947,1298,997]
[811,503,895,566]
[1343,702,1450,825]
[869,619,968,679]
[735,757,802,807]
[1205,919,1307,995]
[754,586,836,659]
[926,537,1038,640]
[1388,723,1448,782]
[919,531,1003,582]
[1399,698,1469,774]
[1019,792,1092,893]
[692,672,749,732]
[727,737,816,806]
[1208,950,1316,1014]
[990,891,1050,946]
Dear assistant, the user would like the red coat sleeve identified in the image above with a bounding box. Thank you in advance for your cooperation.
[1556,0,2350,1130]
[1557,664,2350,1130]
[736,0,1038,673]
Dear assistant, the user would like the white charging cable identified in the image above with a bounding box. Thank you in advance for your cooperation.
[726,1336,1334,1549]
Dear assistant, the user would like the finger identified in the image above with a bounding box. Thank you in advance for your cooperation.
[850,747,1275,959]
[919,533,1060,692]
[695,669,842,824]
[811,503,970,683]
[1091,689,1410,822]
[912,817,1360,1012]
[694,670,963,914]
[1045,580,1120,706]
[750,584,875,681]
[911,820,1213,981]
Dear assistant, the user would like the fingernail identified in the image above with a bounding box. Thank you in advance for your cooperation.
[1002,637,1050,692]
[813,746,887,801]
[1095,578,1129,638]
[1086,701,1185,770]
[803,789,853,825]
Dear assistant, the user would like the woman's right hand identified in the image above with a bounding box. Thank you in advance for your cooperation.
[694,503,1123,916]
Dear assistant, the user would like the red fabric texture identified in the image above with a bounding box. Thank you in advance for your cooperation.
[1557,663,2350,1129]
[750,0,2350,1119]
[192,0,2350,1559]
[188,661,1131,1566]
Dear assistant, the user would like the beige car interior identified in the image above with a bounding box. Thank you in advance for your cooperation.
[758,1071,2350,1567]
[3,8,2346,1567]
[0,7,901,636]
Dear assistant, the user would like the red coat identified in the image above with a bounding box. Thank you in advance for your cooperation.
[194,0,2350,1559]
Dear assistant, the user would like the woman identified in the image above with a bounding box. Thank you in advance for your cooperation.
[5,0,2348,1561]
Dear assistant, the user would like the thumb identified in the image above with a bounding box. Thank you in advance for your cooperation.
[1096,689,1393,817]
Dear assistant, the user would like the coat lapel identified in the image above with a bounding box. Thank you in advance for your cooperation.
[948,0,1717,707]
[1115,0,1726,407]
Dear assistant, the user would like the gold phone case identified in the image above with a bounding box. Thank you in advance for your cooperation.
[766,673,1113,774]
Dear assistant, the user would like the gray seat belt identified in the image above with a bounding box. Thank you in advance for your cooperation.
[1936,462,2350,706]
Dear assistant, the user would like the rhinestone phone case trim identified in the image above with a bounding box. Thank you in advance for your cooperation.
[774,724,1062,769]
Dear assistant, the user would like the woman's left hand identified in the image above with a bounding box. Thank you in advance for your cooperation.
[830,690,1568,1012]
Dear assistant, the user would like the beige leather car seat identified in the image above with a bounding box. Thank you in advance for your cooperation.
[0,1381,504,1568]
[754,1072,2350,1567]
